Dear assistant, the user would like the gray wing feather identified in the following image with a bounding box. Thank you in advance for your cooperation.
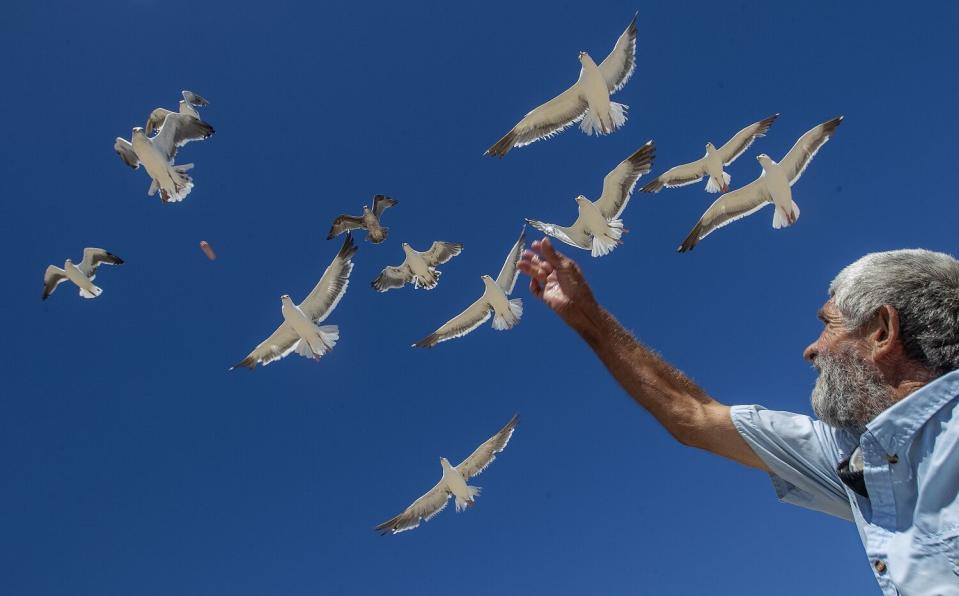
[495,226,526,294]
[114,137,140,169]
[300,234,358,321]
[595,141,655,220]
[375,479,451,535]
[422,241,463,266]
[598,13,638,94]
[780,116,843,185]
[456,414,519,481]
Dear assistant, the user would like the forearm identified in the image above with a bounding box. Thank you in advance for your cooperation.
[562,301,766,469]
[568,302,715,443]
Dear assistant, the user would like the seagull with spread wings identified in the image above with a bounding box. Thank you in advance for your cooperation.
[526,141,654,257]
[372,241,464,291]
[145,90,212,137]
[678,116,843,252]
[114,111,214,203]
[413,227,525,347]
[376,414,518,535]
[485,13,638,157]
[43,248,124,300]
[231,234,358,369]
[642,114,779,194]
[327,195,398,244]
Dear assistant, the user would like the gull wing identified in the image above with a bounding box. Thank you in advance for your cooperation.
[485,83,587,157]
[182,90,209,106]
[372,264,413,292]
[375,478,451,535]
[412,295,492,348]
[42,265,67,300]
[456,414,519,481]
[421,241,463,266]
[372,195,398,218]
[780,116,843,185]
[495,226,526,294]
[525,217,590,251]
[114,137,140,169]
[153,112,215,161]
[598,13,638,94]
[145,107,174,137]
[677,177,772,252]
[231,323,300,370]
[300,233,358,322]
[326,215,365,239]
[715,114,779,165]
[79,248,124,280]
[640,158,707,193]
[595,141,655,220]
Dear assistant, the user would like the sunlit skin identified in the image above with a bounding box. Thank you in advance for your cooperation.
[518,238,938,471]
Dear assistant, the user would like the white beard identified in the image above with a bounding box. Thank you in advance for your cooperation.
[811,345,895,433]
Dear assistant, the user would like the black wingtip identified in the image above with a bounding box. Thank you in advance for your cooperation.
[339,232,359,260]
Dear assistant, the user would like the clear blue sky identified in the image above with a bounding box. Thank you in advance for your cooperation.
[2,1,956,594]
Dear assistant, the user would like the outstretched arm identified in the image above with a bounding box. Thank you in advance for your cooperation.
[519,238,767,471]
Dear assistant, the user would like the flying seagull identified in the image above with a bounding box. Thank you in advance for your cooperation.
[372,241,464,291]
[641,114,779,194]
[485,13,638,157]
[145,90,212,137]
[327,195,398,244]
[413,227,525,348]
[526,141,654,257]
[43,248,124,300]
[114,112,214,203]
[376,414,518,535]
[678,116,843,252]
[231,234,357,369]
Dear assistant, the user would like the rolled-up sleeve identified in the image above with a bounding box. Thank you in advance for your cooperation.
[730,405,854,521]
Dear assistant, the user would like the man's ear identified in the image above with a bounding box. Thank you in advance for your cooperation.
[872,304,902,360]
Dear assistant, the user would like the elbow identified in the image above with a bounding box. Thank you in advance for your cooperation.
[664,403,712,450]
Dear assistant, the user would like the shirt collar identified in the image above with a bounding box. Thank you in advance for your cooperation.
[864,368,959,455]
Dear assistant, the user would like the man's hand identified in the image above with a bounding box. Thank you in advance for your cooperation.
[518,238,598,331]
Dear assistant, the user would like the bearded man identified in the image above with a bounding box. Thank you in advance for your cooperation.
[518,239,959,595]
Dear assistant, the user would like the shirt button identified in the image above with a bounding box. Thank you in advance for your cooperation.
[887,454,898,464]
[874,559,887,574]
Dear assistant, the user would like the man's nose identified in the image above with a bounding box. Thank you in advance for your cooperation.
[803,341,818,363]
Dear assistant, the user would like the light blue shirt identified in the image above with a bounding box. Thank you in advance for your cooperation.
[731,368,959,595]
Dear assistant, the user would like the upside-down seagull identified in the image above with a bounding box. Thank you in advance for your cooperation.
[526,141,654,257]
[413,227,525,347]
[485,13,638,157]
[372,241,464,291]
[327,195,398,244]
[678,116,843,252]
[231,234,357,369]
[641,114,779,194]
[43,248,124,300]
[114,111,214,203]
[376,414,518,535]
[145,90,212,137]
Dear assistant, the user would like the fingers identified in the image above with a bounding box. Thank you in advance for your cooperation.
[520,251,553,283]
[528,276,543,298]
[537,238,566,269]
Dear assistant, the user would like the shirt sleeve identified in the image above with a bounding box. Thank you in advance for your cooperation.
[730,404,854,521]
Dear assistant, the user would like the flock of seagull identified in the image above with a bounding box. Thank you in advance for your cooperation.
[41,12,843,534]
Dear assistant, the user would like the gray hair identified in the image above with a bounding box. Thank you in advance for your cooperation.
[829,249,959,373]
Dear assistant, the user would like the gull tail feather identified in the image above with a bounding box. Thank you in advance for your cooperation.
[492,298,523,330]
[294,325,339,360]
[79,285,103,299]
[591,220,624,257]
[705,172,731,193]
[454,486,481,512]
[772,201,801,229]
